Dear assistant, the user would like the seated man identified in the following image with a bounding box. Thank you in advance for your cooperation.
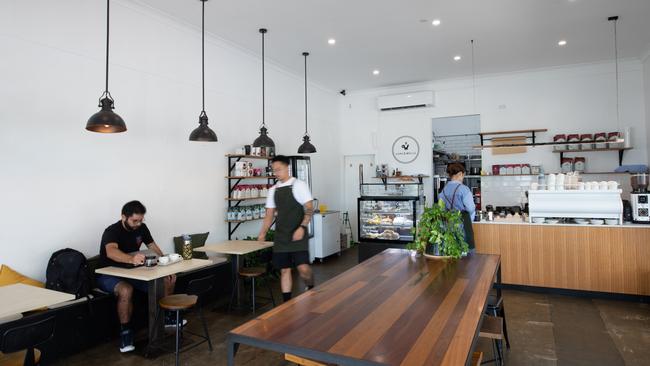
[96,200,184,353]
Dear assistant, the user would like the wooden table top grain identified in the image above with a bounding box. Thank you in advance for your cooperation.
[228,249,501,366]
[194,240,273,256]
[95,258,213,282]
[0,284,75,318]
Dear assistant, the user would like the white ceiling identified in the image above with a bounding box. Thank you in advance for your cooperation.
[138,0,650,91]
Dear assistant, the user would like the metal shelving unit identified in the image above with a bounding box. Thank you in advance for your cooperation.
[226,154,276,239]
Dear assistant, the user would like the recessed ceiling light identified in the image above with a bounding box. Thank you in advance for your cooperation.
[328,38,336,45]
[372,69,380,75]
[432,19,441,26]
[453,55,461,61]
[558,40,567,46]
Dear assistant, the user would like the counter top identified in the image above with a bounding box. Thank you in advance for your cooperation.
[474,221,650,229]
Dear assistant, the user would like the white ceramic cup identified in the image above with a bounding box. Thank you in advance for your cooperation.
[169,253,181,261]
[530,182,539,190]
[599,181,608,191]
[607,181,618,191]
[548,185,556,191]
[158,256,170,265]
[578,182,585,190]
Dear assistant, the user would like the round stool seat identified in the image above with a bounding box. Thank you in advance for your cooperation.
[159,294,197,311]
[0,349,41,366]
[238,267,266,278]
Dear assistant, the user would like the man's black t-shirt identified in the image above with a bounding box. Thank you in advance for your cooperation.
[99,221,154,267]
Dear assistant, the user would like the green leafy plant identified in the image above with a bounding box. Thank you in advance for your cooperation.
[407,200,469,259]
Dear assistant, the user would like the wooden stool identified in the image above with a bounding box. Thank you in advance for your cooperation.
[0,349,41,366]
[159,294,198,366]
[471,351,483,366]
[230,267,276,315]
[487,292,510,349]
[479,316,505,365]
[285,353,335,366]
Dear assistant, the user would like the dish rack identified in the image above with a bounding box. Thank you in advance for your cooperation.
[528,190,623,223]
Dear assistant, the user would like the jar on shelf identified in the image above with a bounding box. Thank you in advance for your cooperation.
[580,134,594,150]
[499,165,507,175]
[553,134,567,151]
[561,158,574,173]
[567,134,580,150]
[506,165,514,175]
[608,132,622,148]
[594,132,607,149]
[521,164,531,175]
[513,164,522,175]
[574,157,586,172]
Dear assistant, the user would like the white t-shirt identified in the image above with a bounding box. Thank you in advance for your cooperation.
[265,177,313,209]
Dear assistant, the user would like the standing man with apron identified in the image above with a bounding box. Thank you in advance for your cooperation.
[440,162,476,249]
[258,155,315,302]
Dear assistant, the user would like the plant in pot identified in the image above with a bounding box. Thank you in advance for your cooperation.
[407,199,469,259]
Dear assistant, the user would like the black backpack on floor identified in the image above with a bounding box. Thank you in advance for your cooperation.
[45,248,90,299]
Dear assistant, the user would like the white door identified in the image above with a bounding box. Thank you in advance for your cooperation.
[344,154,376,243]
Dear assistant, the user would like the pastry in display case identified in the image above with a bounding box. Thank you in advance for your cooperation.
[358,197,421,243]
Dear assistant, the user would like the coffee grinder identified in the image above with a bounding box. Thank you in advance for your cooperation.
[630,173,649,223]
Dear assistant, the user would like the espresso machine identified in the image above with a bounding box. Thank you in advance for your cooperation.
[630,173,649,223]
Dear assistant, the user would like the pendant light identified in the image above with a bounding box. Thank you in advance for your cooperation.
[86,0,126,133]
[609,15,624,143]
[189,0,218,141]
[298,52,316,153]
[252,28,275,149]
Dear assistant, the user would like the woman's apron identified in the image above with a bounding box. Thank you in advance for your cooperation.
[273,184,309,253]
[442,184,475,249]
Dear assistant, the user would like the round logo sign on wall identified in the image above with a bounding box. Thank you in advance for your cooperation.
[392,136,420,164]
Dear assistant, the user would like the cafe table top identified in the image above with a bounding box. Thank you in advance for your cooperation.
[95,258,213,282]
[194,240,273,256]
[0,284,75,319]
[229,249,501,366]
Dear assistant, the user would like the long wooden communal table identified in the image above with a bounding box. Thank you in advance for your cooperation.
[227,249,501,366]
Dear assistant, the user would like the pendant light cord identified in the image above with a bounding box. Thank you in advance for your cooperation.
[201,0,206,115]
[105,0,110,94]
[260,29,266,127]
[471,39,476,113]
[304,52,308,135]
[612,17,620,129]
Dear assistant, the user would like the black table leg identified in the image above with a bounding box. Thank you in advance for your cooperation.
[227,336,239,366]
[147,278,165,346]
[496,263,502,299]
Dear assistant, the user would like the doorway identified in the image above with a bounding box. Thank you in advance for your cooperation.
[343,154,376,242]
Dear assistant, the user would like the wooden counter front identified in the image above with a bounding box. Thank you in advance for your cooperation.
[474,223,650,296]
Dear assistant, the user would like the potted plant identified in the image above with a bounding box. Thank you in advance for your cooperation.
[407,200,469,259]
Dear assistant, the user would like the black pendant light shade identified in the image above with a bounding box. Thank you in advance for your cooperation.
[87,0,126,133]
[298,135,316,153]
[253,28,275,148]
[189,0,217,142]
[189,111,217,141]
[86,96,126,133]
[297,51,316,153]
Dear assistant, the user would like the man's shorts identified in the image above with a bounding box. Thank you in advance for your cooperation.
[272,250,310,269]
[96,274,148,294]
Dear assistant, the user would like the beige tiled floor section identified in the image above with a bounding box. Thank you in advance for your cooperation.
[53,248,650,366]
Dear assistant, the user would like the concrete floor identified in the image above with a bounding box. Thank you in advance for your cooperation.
[53,247,650,366]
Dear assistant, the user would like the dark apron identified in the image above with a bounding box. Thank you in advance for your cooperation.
[273,184,308,253]
[442,184,475,249]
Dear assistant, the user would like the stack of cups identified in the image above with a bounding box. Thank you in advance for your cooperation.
[556,173,565,191]
[547,174,556,191]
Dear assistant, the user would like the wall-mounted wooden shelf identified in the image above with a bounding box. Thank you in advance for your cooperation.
[226,197,267,201]
[226,176,276,179]
[553,147,631,166]
[226,154,273,160]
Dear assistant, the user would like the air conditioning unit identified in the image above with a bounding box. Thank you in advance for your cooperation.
[377,91,434,111]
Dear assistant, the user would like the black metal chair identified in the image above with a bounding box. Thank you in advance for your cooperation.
[185,275,214,352]
[0,315,56,366]
[486,291,510,349]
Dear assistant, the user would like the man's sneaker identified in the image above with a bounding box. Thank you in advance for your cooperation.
[164,314,188,328]
[119,329,135,353]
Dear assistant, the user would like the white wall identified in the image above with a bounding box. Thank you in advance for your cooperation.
[0,0,341,281]
[339,60,648,202]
